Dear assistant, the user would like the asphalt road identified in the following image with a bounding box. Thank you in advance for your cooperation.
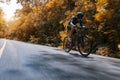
[0,39,120,80]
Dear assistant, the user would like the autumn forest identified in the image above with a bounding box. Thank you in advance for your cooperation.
[0,0,120,57]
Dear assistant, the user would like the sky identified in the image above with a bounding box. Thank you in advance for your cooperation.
[0,0,22,21]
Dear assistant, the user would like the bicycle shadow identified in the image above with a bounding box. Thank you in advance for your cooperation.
[69,52,93,59]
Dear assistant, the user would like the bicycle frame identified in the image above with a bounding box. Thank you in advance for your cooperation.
[63,26,93,57]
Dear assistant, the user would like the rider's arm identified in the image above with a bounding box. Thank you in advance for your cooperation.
[70,22,76,27]
[70,17,77,27]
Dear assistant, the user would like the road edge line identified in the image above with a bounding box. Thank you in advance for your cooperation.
[0,39,7,58]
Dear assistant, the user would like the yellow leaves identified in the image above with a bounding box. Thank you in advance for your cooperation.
[98,25,103,32]
[118,44,120,50]
[32,6,41,14]
[94,13,103,22]
[46,2,53,8]
[46,0,56,9]
[86,19,92,24]
[65,10,71,15]
[47,11,53,20]
[75,0,83,6]
[63,21,69,29]
[59,31,67,41]
[65,10,76,16]
[55,0,64,7]
[46,0,64,9]
[103,30,116,35]
[95,0,111,22]
[59,20,64,24]
[95,10,112,22]
[96,0,108,9]
[84,1,96,11]
[29,35,40,43]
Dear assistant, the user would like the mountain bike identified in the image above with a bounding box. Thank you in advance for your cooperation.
[63,26,94,57]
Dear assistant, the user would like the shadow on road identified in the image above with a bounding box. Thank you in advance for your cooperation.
[68,52,93,59]
[22,51,120,80]
[24,52,89,80]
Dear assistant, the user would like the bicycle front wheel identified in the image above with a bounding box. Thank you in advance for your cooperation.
[63,37,73,52]
[77,36,92,57]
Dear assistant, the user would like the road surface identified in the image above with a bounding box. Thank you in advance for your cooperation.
[0,39,120,80]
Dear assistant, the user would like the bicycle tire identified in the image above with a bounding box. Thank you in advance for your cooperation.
[63,37,73,52]
[77,36,92,57]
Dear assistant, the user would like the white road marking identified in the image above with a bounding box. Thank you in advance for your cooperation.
[0,39,6,58]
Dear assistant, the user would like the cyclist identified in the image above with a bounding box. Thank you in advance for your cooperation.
[67,12,84,38]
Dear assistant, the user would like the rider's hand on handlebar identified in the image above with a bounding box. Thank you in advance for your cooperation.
[82,26,85,28]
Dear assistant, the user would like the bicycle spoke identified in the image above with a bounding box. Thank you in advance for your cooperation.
[63,37,73,52]
[78,36,92,57]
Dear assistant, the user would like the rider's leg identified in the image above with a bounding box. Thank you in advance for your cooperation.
[67,26,72,42]
[67,25,76,42]
[69,26,75,37]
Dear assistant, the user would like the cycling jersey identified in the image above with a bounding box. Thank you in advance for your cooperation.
[68,16,83,30]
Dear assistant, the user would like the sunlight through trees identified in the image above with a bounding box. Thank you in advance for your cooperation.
[0,0,120,57]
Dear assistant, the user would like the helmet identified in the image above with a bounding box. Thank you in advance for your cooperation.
[76,12,84,18]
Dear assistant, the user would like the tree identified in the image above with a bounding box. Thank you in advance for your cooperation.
[95,0,120,52]
[0,8,7,38]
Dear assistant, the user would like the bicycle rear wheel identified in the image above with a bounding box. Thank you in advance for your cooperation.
[77,36,92,57]
[63,37,73,52]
